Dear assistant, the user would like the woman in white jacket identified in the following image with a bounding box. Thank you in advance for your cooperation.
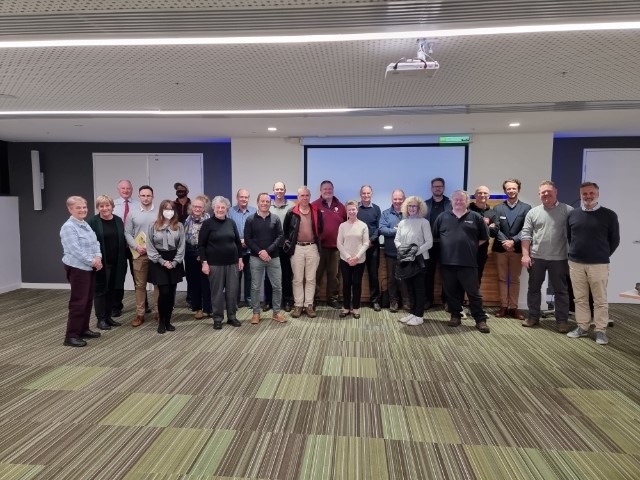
[394,196,433,326]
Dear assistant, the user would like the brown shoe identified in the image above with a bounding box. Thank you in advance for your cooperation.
[522,318,539,328]
[495,307,508,317]
[557,322,570,334]
[447,315,461,327]
[194,310,204,320]
[306,304,317,318]
[291,306,303,318]
[250,314,261,324]
[154,313,159,322]
[476,321,490,333]
[272,312,287,323]
[509,309,525,320]
[132,315,145,327]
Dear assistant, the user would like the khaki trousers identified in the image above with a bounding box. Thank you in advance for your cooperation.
[291,245,320,307]
[496,251,523,309]
[569,260,610,332]
[132,255,158,316]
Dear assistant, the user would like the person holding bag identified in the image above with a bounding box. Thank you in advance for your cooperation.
[394,196,433,326]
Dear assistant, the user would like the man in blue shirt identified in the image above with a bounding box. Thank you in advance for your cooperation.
[228,188,257,307]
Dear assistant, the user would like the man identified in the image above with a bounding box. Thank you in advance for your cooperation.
[432,190,491,333]
[228,188,257,307]
[124,185,159,327]
[468,185,497,284]
[174,182,191,223]
[111,179,140,318]
[311,180,346,309]
[424,177,452,309]
[267,181,295,312]
[566,182,620,345]
[379,189,410,312]
[245,193,286,324]
[357,185,382,311]
[521,180,574,333]
[283,186,323,318]
[492,179,531,320]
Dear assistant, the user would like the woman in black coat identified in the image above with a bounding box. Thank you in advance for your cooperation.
[87,194,128,330]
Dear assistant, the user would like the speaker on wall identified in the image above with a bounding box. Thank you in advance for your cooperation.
[31,150,42,211]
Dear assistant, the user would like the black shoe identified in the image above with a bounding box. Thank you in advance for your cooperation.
[111,309,122,318]
[145,306,152,314]
[64,337,87,347]
[262,303,272,312]
[157,323,166,334]
[328,298,341,310]
[284,303,292,313]
[106,318,122,327]
[389,301,399,313]
[97,320,112,331]
[608,321,614,327]
[213,320,222,330]
[227,319,241,327]
[81,330,101,338]
[372,302,381,312]
[165,323,175,332]
[424,302,433,311]
[237,301,247,308]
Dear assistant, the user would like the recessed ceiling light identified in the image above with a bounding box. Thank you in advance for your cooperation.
[267,127,277,131]
[509,122,521,127]
[383,125,393,130]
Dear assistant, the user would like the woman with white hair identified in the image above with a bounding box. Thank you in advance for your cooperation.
[394,196,433,326]
[198,196,244,330]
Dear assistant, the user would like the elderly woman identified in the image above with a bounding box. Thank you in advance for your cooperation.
[184,195,212,319]
[394,196,433,326]
[336,200,369,319]
[198,196,244,330]
[147,200,185,334]
[60,196,103,347]
[87,195,127,331]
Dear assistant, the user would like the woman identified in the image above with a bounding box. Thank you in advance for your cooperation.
[87,195,127,331]
[198,196,244,330]
[336,200,369,318]
[146,200,185,334]
[59,196,103,347]
[184,195,212,319]
[394,196,433,326]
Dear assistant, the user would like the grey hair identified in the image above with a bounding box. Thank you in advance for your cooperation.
[211,195,231,210]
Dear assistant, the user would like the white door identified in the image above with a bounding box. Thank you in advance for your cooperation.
[583,148,640,303]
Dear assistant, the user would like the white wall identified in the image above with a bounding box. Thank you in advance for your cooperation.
[231,138,302,201]
[468,133,554,205]
[0,197,22,293]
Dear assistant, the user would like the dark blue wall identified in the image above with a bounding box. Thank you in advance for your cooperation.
[8,142,232,283]
[552,136,640,205]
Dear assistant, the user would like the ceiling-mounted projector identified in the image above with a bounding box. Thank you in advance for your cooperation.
[385,59,440,79]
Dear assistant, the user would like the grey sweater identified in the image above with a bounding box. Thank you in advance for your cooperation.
[521,203,573,260]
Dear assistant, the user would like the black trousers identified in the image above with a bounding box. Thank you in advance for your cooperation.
[364,245,380,304]
[94,264,116,323]
[340,260,366,310]
[405,269,427,317]
[441,265,487,323]
[157,283,178,324]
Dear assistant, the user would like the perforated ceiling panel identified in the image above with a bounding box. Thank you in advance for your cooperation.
[0,0,639,140]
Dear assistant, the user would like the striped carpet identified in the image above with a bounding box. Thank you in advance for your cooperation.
[0,289,638,479]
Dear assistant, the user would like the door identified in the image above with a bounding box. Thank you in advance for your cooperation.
[583,149,640,303]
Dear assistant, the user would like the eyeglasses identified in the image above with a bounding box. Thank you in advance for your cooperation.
[407,205,419,208]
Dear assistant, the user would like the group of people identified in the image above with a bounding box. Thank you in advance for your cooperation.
[59,176,619,347]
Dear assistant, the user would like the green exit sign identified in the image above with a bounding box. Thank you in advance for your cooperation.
[439,135,471,144]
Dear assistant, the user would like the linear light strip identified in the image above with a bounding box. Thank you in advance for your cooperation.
[0,109,356,115]
[0,22,639,48]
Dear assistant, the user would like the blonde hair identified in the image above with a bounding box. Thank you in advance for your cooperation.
[401,196,428,218]
[95,194,114,208]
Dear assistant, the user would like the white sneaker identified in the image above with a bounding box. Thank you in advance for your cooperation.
[406,315,424,326]
[399,314,413,323]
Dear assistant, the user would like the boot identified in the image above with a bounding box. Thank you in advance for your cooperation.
[157,318,166,334]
